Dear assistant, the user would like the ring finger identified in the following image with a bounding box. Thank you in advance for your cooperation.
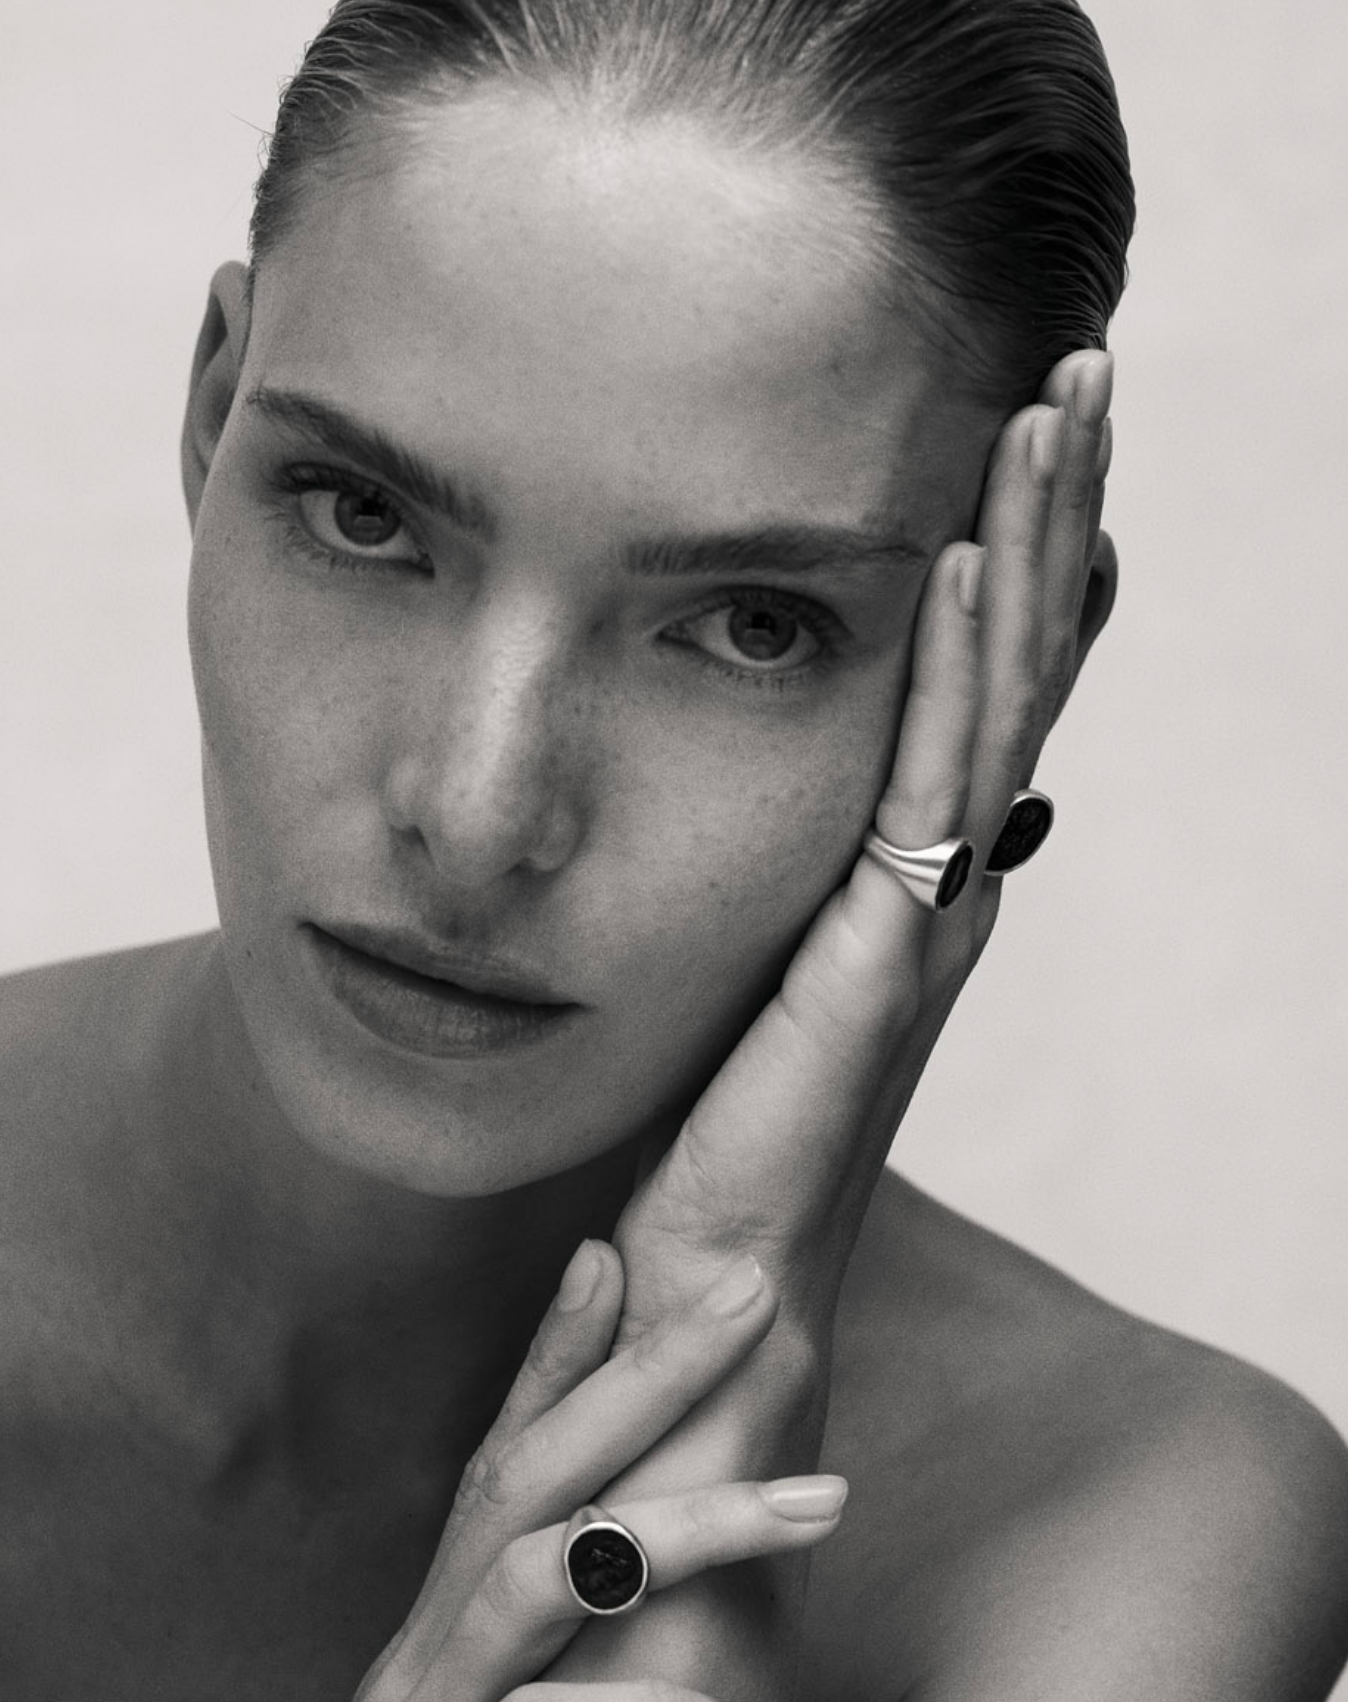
[409,1476,848,1701]
[964,403,1062,874]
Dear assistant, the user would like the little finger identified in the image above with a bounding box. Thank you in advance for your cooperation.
[1037,352,1113,734]
[966,404,1061,853]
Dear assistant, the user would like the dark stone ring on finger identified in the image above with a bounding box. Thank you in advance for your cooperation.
[563,1504,651,1617]
[862,831,975,913]
[985,789,1055,876]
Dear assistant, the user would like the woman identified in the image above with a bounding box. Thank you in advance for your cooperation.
[3,1,1347,1697]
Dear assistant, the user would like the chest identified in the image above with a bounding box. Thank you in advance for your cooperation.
[0,1241,1074,1702]
[5,1398,932,1701]
[2,1395,454,1702]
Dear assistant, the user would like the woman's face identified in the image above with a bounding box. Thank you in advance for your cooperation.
[187,88,1002,1194]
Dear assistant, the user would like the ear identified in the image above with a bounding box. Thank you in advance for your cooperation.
[182,261,252,529]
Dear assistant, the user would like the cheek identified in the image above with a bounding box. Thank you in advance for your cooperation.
[604,670,904,1057]
[187,510,376,896]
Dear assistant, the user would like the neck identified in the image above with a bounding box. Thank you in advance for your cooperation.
[132,934,650,1460]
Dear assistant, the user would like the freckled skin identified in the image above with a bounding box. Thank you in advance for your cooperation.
[189,89,1002,1194]
[4,84,1348,1702]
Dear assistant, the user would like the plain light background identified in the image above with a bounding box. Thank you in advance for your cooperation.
[3,0,1345,1666]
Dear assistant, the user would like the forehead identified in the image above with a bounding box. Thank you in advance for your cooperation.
[247,88,996,549]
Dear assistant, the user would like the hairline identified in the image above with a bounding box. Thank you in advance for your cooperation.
[245,66,1014,408]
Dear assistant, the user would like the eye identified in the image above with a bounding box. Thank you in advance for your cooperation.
[297,481,417,562]
[674,590,825,674]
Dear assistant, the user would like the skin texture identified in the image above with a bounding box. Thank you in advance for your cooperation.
[186,91,1001,1201]
[2,79,1347,1702]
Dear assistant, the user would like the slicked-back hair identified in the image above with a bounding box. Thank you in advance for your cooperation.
[248,0,1135,407]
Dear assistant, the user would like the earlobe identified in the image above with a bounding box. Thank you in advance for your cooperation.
[181,261,252,528]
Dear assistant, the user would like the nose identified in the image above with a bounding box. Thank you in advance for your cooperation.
[382,613,586,890]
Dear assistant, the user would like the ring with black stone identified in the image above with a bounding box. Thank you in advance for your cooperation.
[562,1505,651,1617]
[985,789,1055,876]
[862,831,975,913]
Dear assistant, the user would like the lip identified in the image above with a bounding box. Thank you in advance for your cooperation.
[304,922,582,1059]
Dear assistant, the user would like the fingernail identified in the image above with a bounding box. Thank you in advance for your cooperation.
[1030,407,1066,483]
[704,1254,765,1318]
[763,1476,850,1522]
[956,544,985,618]
[556,1239,603,1312]
[1073,350,1115,429]
[1094,416,1114,482]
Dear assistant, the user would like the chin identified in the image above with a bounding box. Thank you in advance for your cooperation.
[218,955,650,1200]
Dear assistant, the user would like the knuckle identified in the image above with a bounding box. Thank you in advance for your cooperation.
[455,1445,492,1509]
[460,1437,524,1511]
[1056,474,1097,518]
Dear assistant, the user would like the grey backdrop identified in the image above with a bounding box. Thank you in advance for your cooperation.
[4,3,1345,1672]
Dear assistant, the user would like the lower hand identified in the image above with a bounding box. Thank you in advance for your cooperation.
[353,1243,846,1702]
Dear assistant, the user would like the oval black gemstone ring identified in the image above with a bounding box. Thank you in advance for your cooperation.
[563,1505,651,1617]
[985,788,1055,876]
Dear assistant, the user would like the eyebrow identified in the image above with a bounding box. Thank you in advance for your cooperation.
[621,525,929,582]
[246,385,928,581]
[245,386,497,542]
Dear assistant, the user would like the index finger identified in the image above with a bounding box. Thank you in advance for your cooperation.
[1031,350,1114,746]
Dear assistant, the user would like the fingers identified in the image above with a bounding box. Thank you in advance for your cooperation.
[645,541,990,1252]
[963,351,1111,885]
[372,1238,624,1691]
[505,1687,716,1701]
[1028,350,1114,747]
[805,536,984,1023]
[367,1259,778,1696]
[415,1476,846,1700]
[872,542,984,853]
[469,1256,777,1531]
[489,1240,625,1446]
[965,403,1061,848]
[615,356,1115,1268]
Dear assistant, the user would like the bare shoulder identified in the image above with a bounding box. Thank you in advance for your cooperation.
[804,1170,1348,1702]
[0,935,204,1189]
[0,935,212,1352]
[0,934,198,1085]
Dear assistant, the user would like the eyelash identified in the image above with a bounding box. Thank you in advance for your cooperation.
[267,463,845,690]
[270,464,433,575]
[662,588,845,692]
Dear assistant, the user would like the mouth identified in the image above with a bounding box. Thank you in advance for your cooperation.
[304,922,582,1059]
